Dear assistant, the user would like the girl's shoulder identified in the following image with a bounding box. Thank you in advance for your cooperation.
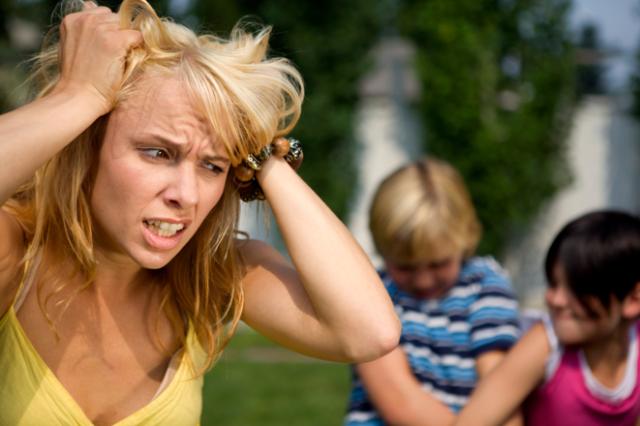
[519,311,561,382]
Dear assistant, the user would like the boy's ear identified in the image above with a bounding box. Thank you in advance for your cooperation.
[622,282,640,319]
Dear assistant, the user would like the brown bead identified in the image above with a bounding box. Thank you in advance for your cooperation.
[289,151,304,171]
[272,137,290,157]
[233,164,255,182]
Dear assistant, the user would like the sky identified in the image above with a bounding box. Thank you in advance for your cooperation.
[570,0,640,90]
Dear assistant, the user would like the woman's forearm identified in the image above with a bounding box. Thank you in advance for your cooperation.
[257,157,400,360]
[0,5,142,206]
[0,89,105,204]
[358,348,455,426]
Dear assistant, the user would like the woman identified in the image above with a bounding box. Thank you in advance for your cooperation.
[0,1,400,424]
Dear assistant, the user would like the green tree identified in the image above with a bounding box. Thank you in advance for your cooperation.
[1,0,378,218]
[0,0,171,114]
[632,41,640,119]
[575,23,606,96]
[188,0,383,218]
[399,0,576,254]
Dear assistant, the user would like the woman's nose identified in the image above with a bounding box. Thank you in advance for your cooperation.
[164,164,199,208]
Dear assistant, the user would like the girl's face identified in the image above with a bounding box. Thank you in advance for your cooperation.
[90,76,231,270]
[385,253,463,299]
[545,263,621,346]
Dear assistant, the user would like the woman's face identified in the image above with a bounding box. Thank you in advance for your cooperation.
[90,76,231,270]
[545,263,621,346]
[385,253,463,300]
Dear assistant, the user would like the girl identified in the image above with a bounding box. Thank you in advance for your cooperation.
[455,210,640,426]
[0,1,400,424]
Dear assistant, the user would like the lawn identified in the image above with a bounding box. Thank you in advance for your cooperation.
[201,327,352,425]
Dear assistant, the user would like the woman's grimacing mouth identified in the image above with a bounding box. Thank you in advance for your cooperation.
[143,218,190,238]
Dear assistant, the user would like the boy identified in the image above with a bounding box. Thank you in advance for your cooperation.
[345,158,521,425]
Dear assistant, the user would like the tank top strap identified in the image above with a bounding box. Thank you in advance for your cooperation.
[540,313,563,383]
[12,253,41,312]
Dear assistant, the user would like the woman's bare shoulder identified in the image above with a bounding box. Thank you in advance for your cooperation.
[0,208,26,313]
[235,238,284,266]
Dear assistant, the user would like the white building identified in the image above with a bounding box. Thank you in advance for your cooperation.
[347,36,423,267]
[503,95,640,307]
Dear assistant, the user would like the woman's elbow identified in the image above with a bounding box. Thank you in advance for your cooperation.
[342,316,401,362]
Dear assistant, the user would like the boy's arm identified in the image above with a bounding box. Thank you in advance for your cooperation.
[356,347,454,426]
[464,258,527,425]
[455,323,550,426]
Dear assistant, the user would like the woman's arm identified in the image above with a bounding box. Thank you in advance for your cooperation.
[355,347,454,425]
[0,4,141,205]
[240,157,401,362]
[455,323,550,426]
[0,89,105,205]
[0,3,141,312]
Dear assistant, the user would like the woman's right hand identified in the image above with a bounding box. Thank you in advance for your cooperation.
[53,1,142,115]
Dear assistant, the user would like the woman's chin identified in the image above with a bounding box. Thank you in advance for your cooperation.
[132,250,176,270]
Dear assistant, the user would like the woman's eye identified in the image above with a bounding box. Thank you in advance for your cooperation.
[203,161,224,174]
[141,148,170,159]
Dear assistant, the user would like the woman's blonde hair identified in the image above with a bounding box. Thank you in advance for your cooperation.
[369,157,481,264]
[6,0,303,370]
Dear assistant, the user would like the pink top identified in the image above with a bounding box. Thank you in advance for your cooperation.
[524,318,640,426]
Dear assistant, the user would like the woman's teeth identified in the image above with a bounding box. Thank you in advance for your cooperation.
[145,220,185,237]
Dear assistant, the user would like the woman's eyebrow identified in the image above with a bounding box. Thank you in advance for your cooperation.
[202,154,230,164]
[137,133,185,151]
[141,134,230,164]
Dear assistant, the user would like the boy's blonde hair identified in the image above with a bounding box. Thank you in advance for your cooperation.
[6,0,303,371]
[369,157,481,264]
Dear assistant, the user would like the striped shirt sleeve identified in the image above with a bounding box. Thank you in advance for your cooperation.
[467,258,520,356]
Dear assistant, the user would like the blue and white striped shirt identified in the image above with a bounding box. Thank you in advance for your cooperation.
[345,257,520,425]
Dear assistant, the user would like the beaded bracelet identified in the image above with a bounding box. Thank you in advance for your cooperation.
[233,138,303,202]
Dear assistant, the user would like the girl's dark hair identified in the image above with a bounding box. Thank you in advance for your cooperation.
[545,210,640,316]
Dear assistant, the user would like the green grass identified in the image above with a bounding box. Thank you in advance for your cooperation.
[201,329,351,425]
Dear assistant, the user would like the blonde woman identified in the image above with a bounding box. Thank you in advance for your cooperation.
[345,158,521,425]
[0,1,400,424]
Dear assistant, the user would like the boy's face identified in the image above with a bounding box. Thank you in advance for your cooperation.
[545,263,622,346]
[385,253,463,300]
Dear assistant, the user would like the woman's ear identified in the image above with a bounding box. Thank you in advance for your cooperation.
[622,282,640,319]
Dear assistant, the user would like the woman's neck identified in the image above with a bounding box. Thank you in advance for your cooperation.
[582,322,634,389]
[51,241,155,307]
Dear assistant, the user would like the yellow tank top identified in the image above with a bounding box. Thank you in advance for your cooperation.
[0,293,206,425]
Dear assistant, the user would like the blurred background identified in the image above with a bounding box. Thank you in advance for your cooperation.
[1,0,639,424]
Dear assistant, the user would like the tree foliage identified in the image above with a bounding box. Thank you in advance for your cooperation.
[188,0,384,219]
[0,0,381,219]
[1,0,577,252]
[632,42,640,119]
[575,23,606,96]
[398,0,576,254]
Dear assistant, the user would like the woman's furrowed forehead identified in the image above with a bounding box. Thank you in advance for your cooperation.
[113,75,223,155]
